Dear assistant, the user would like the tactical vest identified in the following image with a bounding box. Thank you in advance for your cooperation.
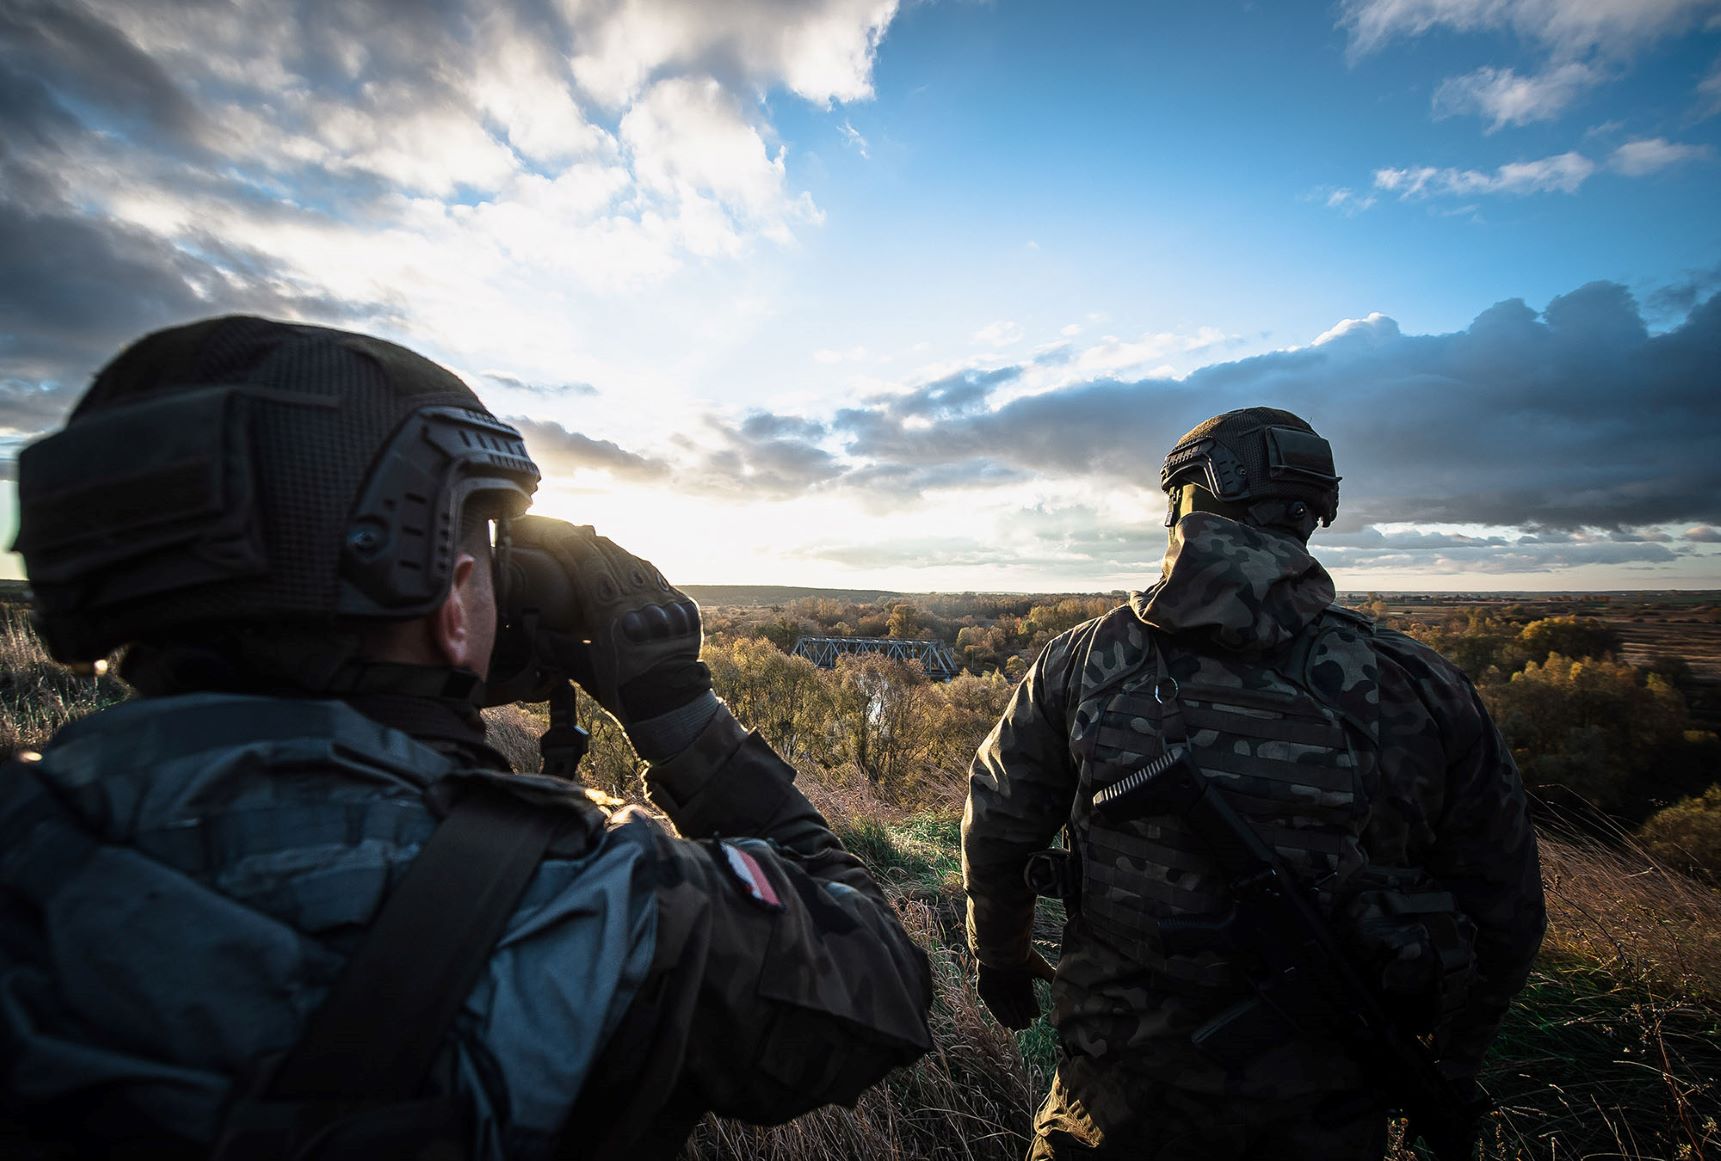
[1069,605,1382,990]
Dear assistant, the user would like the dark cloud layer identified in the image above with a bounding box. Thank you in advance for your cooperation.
[0,15,400,435]
[739,411,825,441]
[867,365,1019,419]
[0,0,203,149]
[722,282,1721,535]
[512,417,670,481]
[686,416,846,498]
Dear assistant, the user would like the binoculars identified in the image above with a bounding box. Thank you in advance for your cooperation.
[482,516,700,708]
[484,520,585,706]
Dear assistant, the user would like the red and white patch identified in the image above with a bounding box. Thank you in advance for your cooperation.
[720,841,784,911]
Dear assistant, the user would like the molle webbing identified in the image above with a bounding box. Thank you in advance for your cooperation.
[1072,609,1380,987]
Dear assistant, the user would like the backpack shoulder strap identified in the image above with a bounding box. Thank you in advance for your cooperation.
[216,781,573,1157]
[1278,604,1383,750]
[271,782,568,1100]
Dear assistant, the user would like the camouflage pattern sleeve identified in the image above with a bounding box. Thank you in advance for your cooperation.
[577,707,933,1159]
[1375,629,1547,1078]
[962,619,1102,969]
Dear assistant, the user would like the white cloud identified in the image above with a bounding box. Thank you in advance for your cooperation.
[1072,327,1229,379]
[1343,0,1720,137]
[1608,136,1715,175]
[473,32,613,166]
[567,0,899,108]
[839,119,870,158]
[0,0,900,401]
[309,84,525,196]
[1341,0,1721,60]
[973,320,1025,347]
[620,76,821,252]
[1701,56,1721,117]
[1375,150,1597,197]
[1432,62,1600,129]
[1323,186,1379,214]
[1314,312,1403,346]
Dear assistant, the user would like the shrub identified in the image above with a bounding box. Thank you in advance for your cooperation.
[1484,653,1689,812]
[1517,614,1622,665]
[1639,785,1721,882]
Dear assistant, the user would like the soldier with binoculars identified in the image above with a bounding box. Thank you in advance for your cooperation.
[0,316,934,1160]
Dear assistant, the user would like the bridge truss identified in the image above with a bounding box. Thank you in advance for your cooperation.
[790,636,962,681]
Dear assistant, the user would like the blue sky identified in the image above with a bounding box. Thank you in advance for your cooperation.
[2,0,1718,591]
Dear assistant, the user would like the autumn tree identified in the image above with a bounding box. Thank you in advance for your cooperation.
[1484,653,1690,812]
[1517,615,1622,666]
[1638,785,1721,882]
[886,602,931,639]
[925,671,1014,775]
[705,635,827,758]
[1403,608,1527,683]
[827,652,939,787]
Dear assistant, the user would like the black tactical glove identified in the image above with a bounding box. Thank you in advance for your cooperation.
[976,951,1056,1031]
[507,516,711,728]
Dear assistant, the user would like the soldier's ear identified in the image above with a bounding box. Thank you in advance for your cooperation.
[432,553,480,670]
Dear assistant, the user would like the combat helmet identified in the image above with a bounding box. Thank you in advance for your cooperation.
[12,316,540,679]
[1160,406,1339,540]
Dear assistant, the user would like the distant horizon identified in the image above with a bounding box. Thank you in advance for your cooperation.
[3,577,1718,603]
[671,582,1721,600]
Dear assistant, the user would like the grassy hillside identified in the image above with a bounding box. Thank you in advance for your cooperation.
[5,604,1720,1159]
[490,699,1721,1161]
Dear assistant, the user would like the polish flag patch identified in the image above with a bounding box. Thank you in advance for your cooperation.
[720,841,785,911]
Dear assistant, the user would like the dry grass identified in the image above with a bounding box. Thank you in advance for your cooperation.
[684,896,1044,1161]
[1539,818,1721,1003]
[481,702,552,773]
[686,807,1721,1161]
[0,605,128,752]
[1476,822,1721,1161]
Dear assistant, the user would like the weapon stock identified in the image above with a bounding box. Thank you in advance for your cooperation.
[1095,746,1487,1161]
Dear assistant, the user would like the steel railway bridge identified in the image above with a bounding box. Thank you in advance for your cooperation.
[789,636,962,681]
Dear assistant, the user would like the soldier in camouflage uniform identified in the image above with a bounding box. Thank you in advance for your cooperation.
[0,317,932,1159]
[963,408,1545,1160]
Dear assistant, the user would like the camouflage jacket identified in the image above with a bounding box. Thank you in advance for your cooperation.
[0,694,932,1159]
[962,513,1545,1099]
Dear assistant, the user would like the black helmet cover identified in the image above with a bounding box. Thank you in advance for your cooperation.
[1160,406,1340,536]
[13,316,541,663]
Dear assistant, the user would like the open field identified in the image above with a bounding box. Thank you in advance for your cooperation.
[1347,593,1721,732]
